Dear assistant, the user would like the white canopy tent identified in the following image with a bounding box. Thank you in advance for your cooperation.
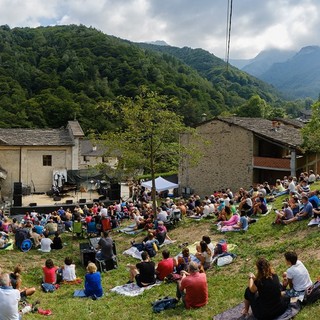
[141,176,178,192]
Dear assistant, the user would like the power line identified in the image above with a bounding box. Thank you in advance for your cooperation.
[225,0,233,71]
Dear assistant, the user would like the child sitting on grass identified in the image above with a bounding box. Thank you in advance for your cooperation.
[42,259,59,292]
[61,257,81,284]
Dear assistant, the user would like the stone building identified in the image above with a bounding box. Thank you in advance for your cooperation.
[179,117,319,197]
[0,121,84,197]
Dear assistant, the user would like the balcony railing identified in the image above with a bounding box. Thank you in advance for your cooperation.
[253,156,290,169]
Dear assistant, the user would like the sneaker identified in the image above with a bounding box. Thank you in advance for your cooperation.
[126,280,134,284]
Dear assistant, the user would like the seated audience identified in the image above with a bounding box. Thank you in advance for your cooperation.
[10,264,36,299]
[195,241,212,271]
[273,202,293,224]
[127,251,156,287]
[39,232,52,252]
[282,251,312,297]
[61,257,77,282]
[84,262,103,298]
[242,257,289,319]
[283,196,313,224]
[51,231,63,250]
[0,273,21,320]
[176,261,208,309]
[176,247,191,274]
[156,249,176,280]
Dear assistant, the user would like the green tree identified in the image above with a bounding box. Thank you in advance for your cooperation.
[99,88,195,213]
[302,101,320,151]
[237,95,268,118]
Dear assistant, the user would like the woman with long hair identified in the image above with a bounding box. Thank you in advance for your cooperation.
[242,257,289,319]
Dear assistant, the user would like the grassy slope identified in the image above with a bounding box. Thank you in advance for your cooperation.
[1,185,320,320]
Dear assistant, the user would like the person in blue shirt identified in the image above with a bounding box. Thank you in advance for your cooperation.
[283,196,313,224]
[308,190,320,209]
[84,263,103,298]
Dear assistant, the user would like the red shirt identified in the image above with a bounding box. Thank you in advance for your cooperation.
[180,272,208,309]
[156,258,175,280]
[42,266,58,284]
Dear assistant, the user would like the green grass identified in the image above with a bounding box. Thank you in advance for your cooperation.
[2,185,320,319]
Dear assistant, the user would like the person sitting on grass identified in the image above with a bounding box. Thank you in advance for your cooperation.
[252,197,268,216]
[283,196,313,224]
[0,273,21,320]
[84,262,103,299]
[10,264,36,300]
[156,249,176,281]
[242,257,289,320]
[176,261,208,309]
[61,257,77,282]
[220,211,248,232]
[176,247,191,274]
[39,231,52,253]
[43,259,58,285]
[195,241,212,271]
[50,231,63,250]
[282,251,312,297]
[127,251,156,287]
[273,202,294,225]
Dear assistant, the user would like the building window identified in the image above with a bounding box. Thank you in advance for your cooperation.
[83,156,89,162]
[43,155,52,166]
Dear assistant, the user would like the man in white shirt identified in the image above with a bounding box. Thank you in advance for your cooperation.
[39,232,53,252]
[283,251,312,297]
[0,273,21,320]
[157,207,168,222]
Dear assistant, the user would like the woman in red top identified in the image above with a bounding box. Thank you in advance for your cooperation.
[42,259,58,284]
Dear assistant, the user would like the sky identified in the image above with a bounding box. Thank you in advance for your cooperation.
[0,0,319,59]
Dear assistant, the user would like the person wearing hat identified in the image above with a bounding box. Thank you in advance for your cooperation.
[176,261,208,309]
[273,202,293,224]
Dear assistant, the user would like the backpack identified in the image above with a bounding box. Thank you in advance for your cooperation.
[215,239,227,255]
[152,296,178,313]
[302,281,320,305]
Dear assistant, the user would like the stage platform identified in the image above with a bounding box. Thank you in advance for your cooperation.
[9,191,113,216]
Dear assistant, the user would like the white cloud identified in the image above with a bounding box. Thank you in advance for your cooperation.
[0,0,319,58]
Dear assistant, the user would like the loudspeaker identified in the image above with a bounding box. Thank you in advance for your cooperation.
[53,196,61,201]
[13,182,22,195]
[66,200,73,204]
[109,183,121,200]
[29,203,37,207]
[13,194,22,207]
[80,249,96,267]
[79,199,86,204]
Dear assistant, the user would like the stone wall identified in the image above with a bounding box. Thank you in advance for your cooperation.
[179,119,253,197]
[0,146,73,196]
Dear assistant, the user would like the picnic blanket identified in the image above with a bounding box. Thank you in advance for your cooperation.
[308,218,319,227]
[110,281,161,297]
[159,239,176,247]
[213,301,301,320]
[123,246,143,260]
[118,223,145,235]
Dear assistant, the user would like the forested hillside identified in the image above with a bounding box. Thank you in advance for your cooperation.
[137,44,283,105]
[0,25,287,132]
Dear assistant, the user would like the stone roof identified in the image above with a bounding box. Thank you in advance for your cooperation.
[80,139,108,156]
[67,121,84,137]
[0,127,74,146]
[216,117,303,149]
[274,118,305,129]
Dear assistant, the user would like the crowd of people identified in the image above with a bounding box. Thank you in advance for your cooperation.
[0,170,319,318]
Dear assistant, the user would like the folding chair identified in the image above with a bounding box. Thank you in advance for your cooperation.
[72,221,85,237]
[86,222,99,237]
